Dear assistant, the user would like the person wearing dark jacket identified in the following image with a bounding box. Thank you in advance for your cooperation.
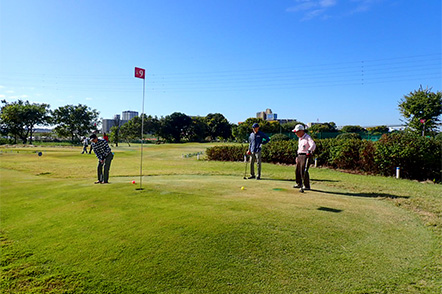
[90,134,114,184]
[247,123,270,180]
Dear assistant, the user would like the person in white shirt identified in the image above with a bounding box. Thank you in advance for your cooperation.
[292,124,316,190]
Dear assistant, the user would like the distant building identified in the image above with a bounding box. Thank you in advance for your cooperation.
[256,108,278,121]
[256,111,266,120]
[277,119,297,124]
[122,110,138,121]
[101,111,137,133]
[267,113,277,121]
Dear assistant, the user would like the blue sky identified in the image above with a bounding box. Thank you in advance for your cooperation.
[1,0,441,127]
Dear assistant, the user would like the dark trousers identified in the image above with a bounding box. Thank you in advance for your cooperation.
[295,154,310,188]
[97,153,114,183]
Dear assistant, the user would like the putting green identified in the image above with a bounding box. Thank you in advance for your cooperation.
[1,145,440,293]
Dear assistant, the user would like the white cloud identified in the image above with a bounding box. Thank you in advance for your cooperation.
[287,0,337,19]
[85,97,93,101]
[287,0,381,20]
[9,95,29,99]
[0,95,5,98]
[320,0,337,8]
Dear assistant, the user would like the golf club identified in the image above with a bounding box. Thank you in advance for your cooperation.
[243,154,248,179]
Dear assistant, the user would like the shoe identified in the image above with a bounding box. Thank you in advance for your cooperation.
[256,176,261,180]
[94,181,102,184]
[101,182,109,184]
[303,187,310,190]
[293,184,302,188]
[248,176,256,179]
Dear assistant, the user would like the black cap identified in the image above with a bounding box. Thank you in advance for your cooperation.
[89,134,97,140]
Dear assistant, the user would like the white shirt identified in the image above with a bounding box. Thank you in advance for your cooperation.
[298,133,316,154]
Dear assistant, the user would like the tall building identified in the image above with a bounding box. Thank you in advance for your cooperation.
[101,112,136,133]
[256,111,266,120]
[256,108,277,121]
[122,110,138,121]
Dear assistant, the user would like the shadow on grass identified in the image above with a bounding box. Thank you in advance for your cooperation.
[317,207,343,213]
[259,178,294,182]
[258,178,340,183]
[311,178,340,183]
[311,189,409,199]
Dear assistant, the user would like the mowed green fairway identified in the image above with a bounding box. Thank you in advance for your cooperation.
[1,144,441,293]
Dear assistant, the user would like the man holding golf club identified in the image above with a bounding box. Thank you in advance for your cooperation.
[293,124,316,191]
[246,123,270,180]
[90,134,114,184]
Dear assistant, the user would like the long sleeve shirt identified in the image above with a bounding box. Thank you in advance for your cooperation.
[248,130,270,153]
[297,133,316,154]
[92,139,112,160]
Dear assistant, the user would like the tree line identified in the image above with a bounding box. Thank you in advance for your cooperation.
[1,86,441,145]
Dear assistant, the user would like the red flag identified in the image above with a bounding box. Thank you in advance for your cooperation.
[135,67,145,79]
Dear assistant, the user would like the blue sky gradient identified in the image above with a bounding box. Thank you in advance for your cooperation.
[1,0,440,126]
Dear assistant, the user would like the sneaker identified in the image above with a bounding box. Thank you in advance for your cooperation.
[94,181,102,184]
[248,176,256,179]
[101,182,109,184]
[303,187,310,190]
[293,184,302,188]
[256,176,261,180]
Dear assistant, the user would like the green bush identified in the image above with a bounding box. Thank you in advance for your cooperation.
[261,140,297,164]
[329,139,374,171]
[206,145,247,161]
[0,137,12,145]
[314,139,338,166]
[207,133,441,182]
[374,133,441,182]
[336,133,362,140]
[270,133,290,142]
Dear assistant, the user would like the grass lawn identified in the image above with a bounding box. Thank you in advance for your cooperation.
[1,143,441,293]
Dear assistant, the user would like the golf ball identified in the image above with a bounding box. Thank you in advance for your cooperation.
[241,186,245,190]
[38,152,42,156]
[132,180,136,184]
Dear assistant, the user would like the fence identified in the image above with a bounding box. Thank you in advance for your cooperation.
[268,132,385,141]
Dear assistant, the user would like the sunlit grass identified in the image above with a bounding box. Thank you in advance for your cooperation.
[1,143,441,293]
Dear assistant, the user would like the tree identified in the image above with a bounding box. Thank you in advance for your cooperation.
[158,112,192,143]
[110,115,121,147]
[186,116,208,142]
[398,86,442,136]
[308,122,338,133]
[119,117,140,146]
[366,125,389,134]
[52,104,99,143]
[280,120,304,133]
[340,125,366,133]
[205,113,232,141]
[1,100,51,144]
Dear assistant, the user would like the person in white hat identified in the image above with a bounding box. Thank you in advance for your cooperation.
[292,124,316,190]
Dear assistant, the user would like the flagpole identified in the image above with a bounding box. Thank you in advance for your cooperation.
[140,77,145,190]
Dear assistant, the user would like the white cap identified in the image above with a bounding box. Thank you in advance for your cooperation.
[292,124,305,132]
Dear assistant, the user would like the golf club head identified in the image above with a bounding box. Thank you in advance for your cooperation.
[299,188,304,193]
[243,176,247,180]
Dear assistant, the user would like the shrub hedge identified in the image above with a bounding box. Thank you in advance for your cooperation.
[206,133,441,182]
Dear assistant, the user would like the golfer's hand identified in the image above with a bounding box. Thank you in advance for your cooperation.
[246,150,251,155]
[100,159,104,164]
